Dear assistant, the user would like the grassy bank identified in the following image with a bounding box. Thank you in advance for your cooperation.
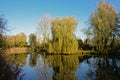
[77,50,98,54]
[0,47,31,54]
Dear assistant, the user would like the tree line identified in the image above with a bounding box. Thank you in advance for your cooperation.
[0,1,120,54]
[84,2,120,52]
[4,33,27,48]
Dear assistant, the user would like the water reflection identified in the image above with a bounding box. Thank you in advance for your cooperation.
[21,53,79,80]
[45,55,79,80]
[76,56,120,80]
[0,53,120,80]
[35,54,54,80]
[29,52,38,67]
[19,54,38,80]
[0,53,26,80]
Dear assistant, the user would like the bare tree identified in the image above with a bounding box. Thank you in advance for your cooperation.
[36,14,52,43]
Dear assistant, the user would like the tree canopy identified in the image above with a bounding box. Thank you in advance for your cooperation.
[90,2,118,51]
[29,33,37,50]
[48,17,78,54]
[5,32,27,48]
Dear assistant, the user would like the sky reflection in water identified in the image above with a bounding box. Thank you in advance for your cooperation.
[4,53,120,80]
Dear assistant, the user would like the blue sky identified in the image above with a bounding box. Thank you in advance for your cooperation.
[0,0,120,40]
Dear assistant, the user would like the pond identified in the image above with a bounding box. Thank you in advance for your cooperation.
[0,53,120,80]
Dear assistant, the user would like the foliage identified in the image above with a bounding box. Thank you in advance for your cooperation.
[89,2,118,51]
[29,33,37,51]
[0,34,4,47]
[77,39,84,50]
[5,32,27,48]
[4,35,15,48]
[0,14,21,80]
[15,32,27,47]
[48,17,78,54]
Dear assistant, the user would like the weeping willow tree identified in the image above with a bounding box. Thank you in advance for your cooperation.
[48,17,78,54]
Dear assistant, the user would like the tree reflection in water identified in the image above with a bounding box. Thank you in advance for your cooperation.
[76,55,120,80]
[1,52,120,80]
[32,53,79,80]
[0,53,26,80]
[29,52,38,67]
[44,55,79,80]
[95,56,120,80]
[34,53,54,80]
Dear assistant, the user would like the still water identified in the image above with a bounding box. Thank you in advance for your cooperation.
[1,53,120,80]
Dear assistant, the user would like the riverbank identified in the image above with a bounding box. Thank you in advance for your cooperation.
[0,48,120,55]
[77,50,120,56]
[0,47,31,54]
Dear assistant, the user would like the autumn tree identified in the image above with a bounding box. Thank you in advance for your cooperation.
[90,2,117,51]
[49,17,78,54]
[14,32,27,47]
[29,33,37,51]
[4,33,27,48]
[4,35,15,48]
